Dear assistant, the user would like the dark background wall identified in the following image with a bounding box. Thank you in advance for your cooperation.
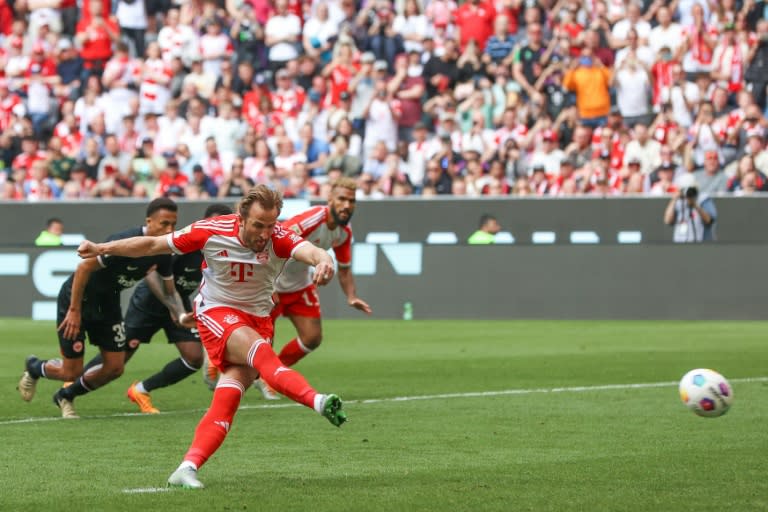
[3,245,767,321]
[2,196,768,246]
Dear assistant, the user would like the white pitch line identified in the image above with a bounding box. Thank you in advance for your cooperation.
[3,376,767,427]
[122,487,174,494]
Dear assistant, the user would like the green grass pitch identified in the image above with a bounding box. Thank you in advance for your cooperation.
[1,318,766,511]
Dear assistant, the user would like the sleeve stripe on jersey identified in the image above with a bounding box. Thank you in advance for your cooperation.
[195,218,238,232]
[166,233,183,255]
[298,209,326,233]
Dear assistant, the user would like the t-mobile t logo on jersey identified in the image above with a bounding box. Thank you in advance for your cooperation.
[230,262,254,282]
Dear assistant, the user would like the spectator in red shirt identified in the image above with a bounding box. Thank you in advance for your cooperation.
[75,0,120,79]
[453,0,497,52]
[155,158,189,198]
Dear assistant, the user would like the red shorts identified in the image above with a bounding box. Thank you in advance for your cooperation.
[271,284,322,320]
[195,306,275,372]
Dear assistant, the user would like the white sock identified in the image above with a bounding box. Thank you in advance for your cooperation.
[179,460,197,471]
[135,381,147,394]
[313,393,326,414]
[296,337,314,354]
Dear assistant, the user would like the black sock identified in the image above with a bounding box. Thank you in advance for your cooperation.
[83,354,103,372]
[28,358,46,379]
[58,377,95,401]
[143,358,199,392]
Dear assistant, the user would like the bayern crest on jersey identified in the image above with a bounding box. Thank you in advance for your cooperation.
[223,314,240,325]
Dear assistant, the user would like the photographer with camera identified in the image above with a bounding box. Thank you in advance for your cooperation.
[663,174,716,243]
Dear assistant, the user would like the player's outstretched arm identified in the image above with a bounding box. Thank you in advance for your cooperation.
[294,243,335,286]
[78,236,173,259]
[338,266,372,314]
[145,270,187,323]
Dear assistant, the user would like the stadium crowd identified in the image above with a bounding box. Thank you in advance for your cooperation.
[0,0,767,200]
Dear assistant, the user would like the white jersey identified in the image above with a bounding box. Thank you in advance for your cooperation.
[167,214,308,317]
[274,206,352,293]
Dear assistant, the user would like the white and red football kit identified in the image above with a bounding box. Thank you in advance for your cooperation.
[166,214,308,370]
[273,206,352,318]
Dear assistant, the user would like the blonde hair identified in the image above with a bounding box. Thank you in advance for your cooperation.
[237,184,283,218]
[331,176,357,193]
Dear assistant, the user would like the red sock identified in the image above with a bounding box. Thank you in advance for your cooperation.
[278,338,312,367]
[248,340,316,408]
[184,380,243,468]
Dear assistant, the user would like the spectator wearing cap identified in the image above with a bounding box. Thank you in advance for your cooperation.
[423,38,460,98]
[54,38,83,100]
[529,164,550,196]
[327,89,353,133]
[189,163,218,197]
[264,0,302,73]
[388,52,426,143]
[563,47,612,128]
[393,0,429,55]
[348,52,377,133]
[648,161,680,195]
[529,129,565,175]
[692,150,729,194]
[75,0,120,79]
[549,158,582,196]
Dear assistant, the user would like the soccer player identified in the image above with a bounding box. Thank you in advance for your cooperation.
[257,177,371,397]
[17,198,179,419]
[80,204,234,414]
[75,185,347,489]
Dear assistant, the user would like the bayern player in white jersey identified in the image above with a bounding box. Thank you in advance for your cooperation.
[76,185,347,489]
[261,177,371,395]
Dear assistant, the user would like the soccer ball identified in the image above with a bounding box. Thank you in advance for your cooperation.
[678,369,733,418]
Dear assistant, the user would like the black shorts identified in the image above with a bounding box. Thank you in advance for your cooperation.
[125,302,200,345]
[57,286,127,358]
